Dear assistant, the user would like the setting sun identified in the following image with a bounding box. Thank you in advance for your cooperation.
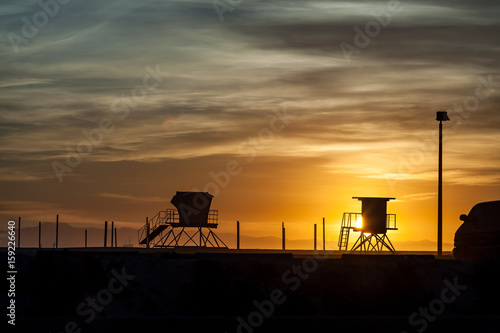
[355,216,363,229]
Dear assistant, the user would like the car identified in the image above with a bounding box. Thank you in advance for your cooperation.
[453,200,500,259]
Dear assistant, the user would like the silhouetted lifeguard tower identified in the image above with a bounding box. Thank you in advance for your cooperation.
[338,197,397,252]
[138,191,227,248]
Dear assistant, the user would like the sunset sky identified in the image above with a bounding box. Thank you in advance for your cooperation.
[1,0,499,249]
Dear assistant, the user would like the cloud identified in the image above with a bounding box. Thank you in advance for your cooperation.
[98,192,166,202]
[396,192,436,202]
[0,0,499,243]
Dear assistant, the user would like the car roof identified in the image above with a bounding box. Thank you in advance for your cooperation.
[473,200,500,207]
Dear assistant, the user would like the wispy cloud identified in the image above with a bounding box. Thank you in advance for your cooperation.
[98,192,166,202]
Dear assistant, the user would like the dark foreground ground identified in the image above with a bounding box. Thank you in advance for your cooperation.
[3,248,500,333]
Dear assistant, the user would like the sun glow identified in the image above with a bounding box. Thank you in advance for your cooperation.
[355,216,363,229]
[355,216,372,236]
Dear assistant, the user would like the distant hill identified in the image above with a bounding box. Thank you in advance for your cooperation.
[1,223,452,251]
[216,233,452,251]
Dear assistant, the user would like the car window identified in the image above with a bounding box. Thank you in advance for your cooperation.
[468,205,483,220]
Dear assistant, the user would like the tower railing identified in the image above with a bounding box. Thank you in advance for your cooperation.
[386,214,397,230]
[338,212,397,251]
[338,213,361,250]
[341,212,362,228]
[138,208,221,247]
[138,209,178,244]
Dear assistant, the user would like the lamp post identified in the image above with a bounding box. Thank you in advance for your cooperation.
[436,111,450,256]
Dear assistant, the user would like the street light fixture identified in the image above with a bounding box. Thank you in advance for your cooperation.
[436,111,450,256]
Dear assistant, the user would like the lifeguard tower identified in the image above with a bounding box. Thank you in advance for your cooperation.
[338,197,397,252]
[138,191,227,248]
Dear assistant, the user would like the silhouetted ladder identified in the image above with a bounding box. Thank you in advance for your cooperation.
[338,227,350,250]
[138,209,178,246]
[338,212,360,251]
[139,225,168,245]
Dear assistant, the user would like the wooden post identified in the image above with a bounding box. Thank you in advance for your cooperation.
[38,221,41,249]
[314,224,317,250]
[237,221,240,250]
[114,228,117,247]
[104,221,108,247]
[18,217,21,248]
[56,214,59,249]
[111,221,114,248]
[146,217,150,249]
[282,222,285,250]
[322,217,325,250]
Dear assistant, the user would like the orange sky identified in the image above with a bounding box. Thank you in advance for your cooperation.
[1,0,499,250]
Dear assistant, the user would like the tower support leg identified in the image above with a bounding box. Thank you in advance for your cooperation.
[351,233,395,252]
